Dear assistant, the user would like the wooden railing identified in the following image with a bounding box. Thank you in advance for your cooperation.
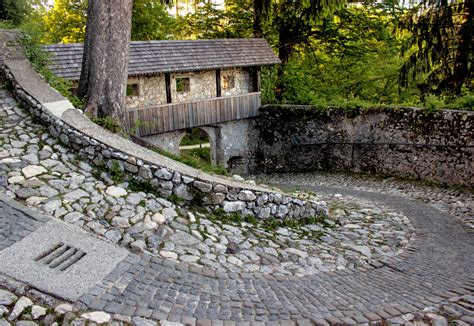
[126,92,261,136]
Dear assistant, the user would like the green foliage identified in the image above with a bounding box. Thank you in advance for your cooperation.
[0,0,32,26]
[109,161,124,184]
[132,0,176,41]
[175,0,253,39]
[20,32,84,108]
[398,0,473,96]
[203,207,328,238]
[180,129,209,146]
[89,116,124,134]
[153,147,228,176]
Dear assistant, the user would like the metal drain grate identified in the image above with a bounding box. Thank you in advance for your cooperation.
[35,242,86,271]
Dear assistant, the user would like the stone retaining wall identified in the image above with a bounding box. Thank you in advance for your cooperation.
[0,31,326,220]
[253,105,474,186]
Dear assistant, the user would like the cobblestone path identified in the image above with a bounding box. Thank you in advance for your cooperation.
[75,186,473,324]
[0,195,47,251]
[0,87,472,324]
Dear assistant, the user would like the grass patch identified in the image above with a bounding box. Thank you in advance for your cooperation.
[153,146,228,176]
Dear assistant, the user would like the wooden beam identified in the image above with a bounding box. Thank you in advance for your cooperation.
[216,69,221,97]
[165,73,172,103]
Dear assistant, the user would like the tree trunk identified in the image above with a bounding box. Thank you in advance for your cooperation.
[78,0,133,128]
[253,0,264,38]
[275,26,293,101]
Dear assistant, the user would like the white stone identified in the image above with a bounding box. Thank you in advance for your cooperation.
[54,303,73,314]
[112,216,131,228]
[143,216,158,230]
[160,251,178,259]
[26,196,47,206]
[232,175,245,181]
[238,190,256,201]
[8,297,32,321]
[151,212,166,224]
[81,311,111,324]
[31,306,47,320]
[162,208,178,220]
[187,212,196,223]
[22,165,47,179]
[222,201,246,212]
[106,186,127,197]
[7,176,24,184]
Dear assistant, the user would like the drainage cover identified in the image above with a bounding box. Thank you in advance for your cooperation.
[35,243,87,271]
[0,219,128,301]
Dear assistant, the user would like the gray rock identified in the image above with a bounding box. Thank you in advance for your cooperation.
[169,231,200,246]
[0,290,17,306]
[222,201,246,212]
[138,166,153,179]
[63,189,89,201]
[132,316,157,326]
[8,297,32,321]
[238,190,256,201]
[154,168,173,180]
[130,240,146,253]
[64,212,84,223]
[173,184,193,201]
[193,181,213,192]
[226,242,239,254]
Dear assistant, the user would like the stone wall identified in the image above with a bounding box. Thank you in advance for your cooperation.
[0,31,326,220]
[125,68,253,109]
[253,105,474,186]
[126,76,166,109]
[221,68,254,97]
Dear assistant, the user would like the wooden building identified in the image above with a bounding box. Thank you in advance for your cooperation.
[44,39,280,135]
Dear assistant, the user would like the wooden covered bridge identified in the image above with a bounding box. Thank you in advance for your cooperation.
[44,39,281,137]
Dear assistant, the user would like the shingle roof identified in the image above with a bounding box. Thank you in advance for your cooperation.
[43,38,281,80]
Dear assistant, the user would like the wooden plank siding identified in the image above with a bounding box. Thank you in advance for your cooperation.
[127,92,261,136]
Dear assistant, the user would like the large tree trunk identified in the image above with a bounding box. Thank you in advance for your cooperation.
[253,0,264,38]
[78,0,133,128]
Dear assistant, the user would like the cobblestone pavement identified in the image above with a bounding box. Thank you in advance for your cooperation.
[0,195,47,251]
[0,89,415,276]
[75,186,473,324]
[257,172,473,234]
[1,89,473,324]
[0,191,472,325]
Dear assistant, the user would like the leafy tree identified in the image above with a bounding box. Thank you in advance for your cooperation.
[176,0,253,39]
[399,0,473,97]
[0,0,32,25]
[40,0,87,43]
[131,0,176,40]
[274,5,419,105]
[26,0,176,44]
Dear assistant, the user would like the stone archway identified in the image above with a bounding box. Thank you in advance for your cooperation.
[179,127,217,166]
[143,127,219,166]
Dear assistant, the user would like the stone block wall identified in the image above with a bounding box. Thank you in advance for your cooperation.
[126,75,167,109]
[253,105,474,186]
[221,68,254,97]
